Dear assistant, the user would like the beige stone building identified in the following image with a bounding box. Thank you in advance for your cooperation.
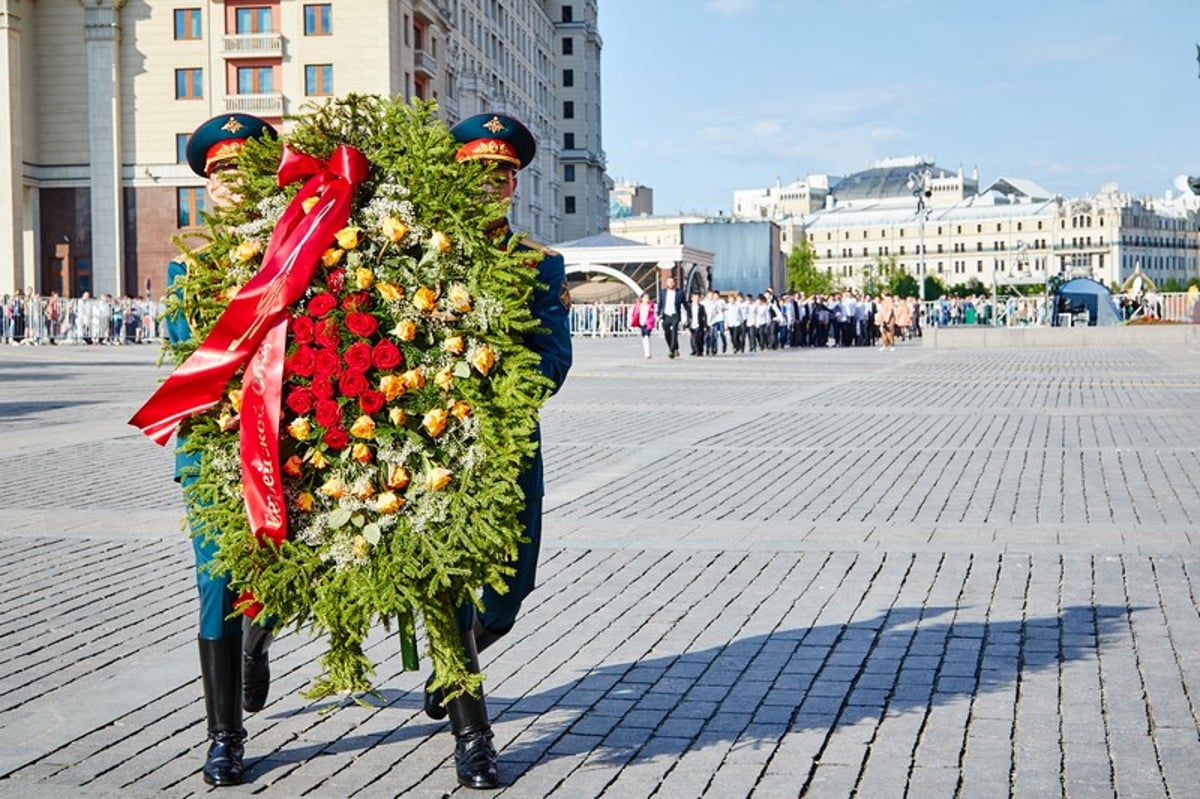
[0,0,607,299]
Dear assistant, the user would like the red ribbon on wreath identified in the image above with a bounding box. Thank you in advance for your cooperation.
[130,144,369,614]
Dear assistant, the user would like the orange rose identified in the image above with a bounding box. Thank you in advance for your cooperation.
[443,335,465,355]
[296,491,315,512]
[424,467,453,491]
[335,226,361,250]
[393,319,418,341]
[448,284,473,313]
[422,407,448,438]
[412,286,438,313]
[385,464,410,490]
[287,416,313,441]
[451,400,472,421]
[401,367,426,391]
[377,282,404,302]
[354,267,375,289]
[374,491,404,514]
[318,477,345,498]
[227,389,243,412]
[308,449,329,469]
[379,374,405,401]
[350,415,377,439]
[382,217,409,243]
[351,477,375,499]
[469,345,496,376]
[434,365,454,392]
[283,454,304,477]
[321,247,344,267]
[351,442,373,464]
[388,407,407,426]
[430,230,452,254]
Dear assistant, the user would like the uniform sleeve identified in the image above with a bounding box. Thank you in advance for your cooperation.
[527,250,572,394]
[164,259,192,345]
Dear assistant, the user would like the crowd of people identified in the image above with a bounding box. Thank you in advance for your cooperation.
[1,290,164,345]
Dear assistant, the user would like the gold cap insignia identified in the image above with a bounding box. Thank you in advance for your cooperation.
[221,117,246,134]
[483,116,506,134]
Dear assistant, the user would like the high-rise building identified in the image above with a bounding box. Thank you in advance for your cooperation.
[0,0,607,299]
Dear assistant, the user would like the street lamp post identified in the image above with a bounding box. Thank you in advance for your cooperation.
[907,169,932,303]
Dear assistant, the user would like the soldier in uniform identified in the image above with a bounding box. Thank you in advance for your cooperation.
[171,113,277,786]
[421,112,573,789]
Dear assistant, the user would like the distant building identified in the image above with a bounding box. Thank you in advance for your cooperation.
[732,175,832,220]
[609,180,653,219]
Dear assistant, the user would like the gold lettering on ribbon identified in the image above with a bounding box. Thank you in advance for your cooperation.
[248,337,284,532]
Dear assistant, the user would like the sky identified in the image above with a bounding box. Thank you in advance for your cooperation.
[599,0,1200,215]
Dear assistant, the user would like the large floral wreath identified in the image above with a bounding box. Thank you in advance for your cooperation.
[152,97,552,700]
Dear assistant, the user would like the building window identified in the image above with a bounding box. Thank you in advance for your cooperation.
[304,4,332,35]
[175,68,203,99]
[175,133,190,164]
[562,37,573,55]
[563,100,574,119]
[563,68,574,87]
[565,196,576,214]
[237,66,274,94]
[178,187,204,227]
[305,64,333,96]
[235,6,272,34]
[564,132,575,149]
[174,8,202,40]
[562,5,574,22]
[564,164,575,182]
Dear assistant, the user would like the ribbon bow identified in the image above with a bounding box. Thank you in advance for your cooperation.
[130,144,369,597]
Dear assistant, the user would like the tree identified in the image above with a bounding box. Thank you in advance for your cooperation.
[786,239,836,295]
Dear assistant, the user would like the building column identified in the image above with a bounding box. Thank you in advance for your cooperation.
[83,0,124,298]
[0,0,24,295]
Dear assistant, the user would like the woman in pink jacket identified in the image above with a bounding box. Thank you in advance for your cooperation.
[630,292,656,358]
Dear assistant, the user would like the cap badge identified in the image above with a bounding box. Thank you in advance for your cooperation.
[221,117,246,134]
[483,116,506,134]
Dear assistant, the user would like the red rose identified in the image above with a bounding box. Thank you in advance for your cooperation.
[358,390,385,415]
[311,376,335,399]
[308,293,337,318]
[287,345,317,377]
[338,370,369,397]
[327,268,346,294]
[372,339,403,370]
[344,341,373,373]
[314,399,342,429]
[323,427,350,450]
[291,315,315,345]
[344,312,379,338]
[315,318,342,349]
[313,349,342,378]
[342,291,371,313]
[286,387,315,415]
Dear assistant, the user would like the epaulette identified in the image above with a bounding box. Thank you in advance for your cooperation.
[521,237,559,257]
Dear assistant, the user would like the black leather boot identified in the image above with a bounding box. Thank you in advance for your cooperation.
[424,616,506,720]
[444,629,499,789]
[242,616,274,713]
[199,637,247,786]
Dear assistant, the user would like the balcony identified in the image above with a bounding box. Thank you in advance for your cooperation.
[414,49,437,78]
[224,93,283,116]
[222,33,283,58]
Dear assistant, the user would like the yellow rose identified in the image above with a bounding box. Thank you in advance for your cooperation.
[379,374,406,401]
[296,491,315,512]
[350,415,377,439]
[218,412,239,432]
[351,476,375,499]
[412,286,438,314]
[308,449,328,469]
[469,345,496,376]
[233,240,262,262]
[351,442,373,464]
[382,217,409,243]
[443,335,465,355]
[393,319,418,341]
[434,365,454,392]
[401,367,426,391]
[321,247,344,267]
[451,400,472,421]
[374,491,404,514]
[424,467,453,492]
[388,406,407,426]
[430,230,452,254]
[422,407,448,438]
[282,454,304,477]
[301,196,320,213]
[385,464,410,490]
[351,534,370,559]
[355,267,375,290]
[318,477,345,499]
[448,284,473,313]
[377,281,404,302]
[287,416,312,441]
[335,226,361,250]
[227,388,243,412]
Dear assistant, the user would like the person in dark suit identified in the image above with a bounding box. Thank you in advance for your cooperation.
[170,113,278,787]
[684,291,708,356]
[657,275,684,358]
[426,112,573,789]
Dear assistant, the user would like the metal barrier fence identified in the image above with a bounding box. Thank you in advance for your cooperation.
[0,295,166,345]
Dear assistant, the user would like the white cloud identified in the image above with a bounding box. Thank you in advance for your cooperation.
[705,0,757,17]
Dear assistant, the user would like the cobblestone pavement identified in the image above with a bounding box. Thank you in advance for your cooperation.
[0,336,1198,798]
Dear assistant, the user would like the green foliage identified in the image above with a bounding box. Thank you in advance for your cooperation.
[786,239,835,295]
[165,96,550,700]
